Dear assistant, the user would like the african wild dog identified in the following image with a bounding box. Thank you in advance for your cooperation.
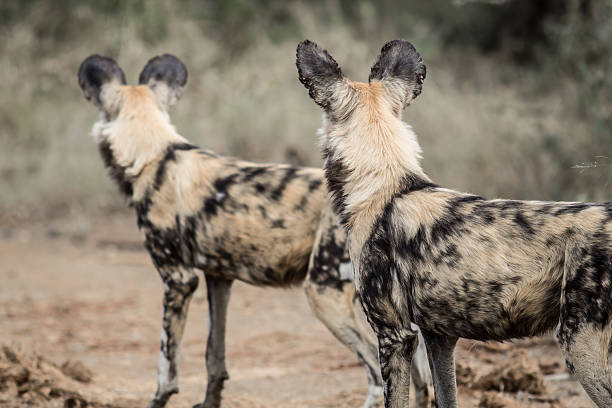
[77,54,432,408]
[297,39,612,408]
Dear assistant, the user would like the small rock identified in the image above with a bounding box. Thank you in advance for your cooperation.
[479,391,518,408]
[61,360,93,383]
[3,365,30,385]
[3,346,19,363]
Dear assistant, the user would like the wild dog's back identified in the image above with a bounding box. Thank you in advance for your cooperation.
[138,145,329,286]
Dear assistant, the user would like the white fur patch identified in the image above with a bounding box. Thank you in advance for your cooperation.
[339,262,354,281]
[157,330,171,388]
[196,254,208,266]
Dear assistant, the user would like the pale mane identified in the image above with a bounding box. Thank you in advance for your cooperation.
[321,81,430,250]
[91,85,188,178]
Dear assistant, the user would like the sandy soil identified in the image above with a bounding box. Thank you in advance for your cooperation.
[0,213,595,407]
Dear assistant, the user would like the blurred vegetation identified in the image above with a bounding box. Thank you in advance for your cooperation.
[0,0,610,218]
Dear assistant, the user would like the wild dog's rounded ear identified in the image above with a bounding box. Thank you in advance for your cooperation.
[369,40,426,106]
[78,54,126,108]
[139,54,187,109]
[296,40,344,110]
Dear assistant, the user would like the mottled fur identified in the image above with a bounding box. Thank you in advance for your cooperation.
[78,54,431,408]
[297,39,612,408]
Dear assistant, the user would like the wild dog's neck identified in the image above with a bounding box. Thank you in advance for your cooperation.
[91,88,189,201]
[322,83,431,249]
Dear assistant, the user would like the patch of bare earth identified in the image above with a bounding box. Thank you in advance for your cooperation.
[0,212,595,407]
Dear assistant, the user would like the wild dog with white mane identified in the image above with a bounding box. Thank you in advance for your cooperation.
[77,54,432,408]
[296,39,612,408]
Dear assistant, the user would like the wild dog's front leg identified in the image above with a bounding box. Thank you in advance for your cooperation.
[193,274,233,408]
[421,330,458,408]
[148,268,199,408]
[377,327,419,408]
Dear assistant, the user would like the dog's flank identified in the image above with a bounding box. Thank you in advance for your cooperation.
[297,39,612,408]
[78,54,432,408]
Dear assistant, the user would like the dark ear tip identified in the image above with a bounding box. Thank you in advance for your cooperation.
[138,53,188,87]
[369,39,426,99]
[78,54,126,99]
[78,55,112,86]
[296,39,318,63]
[379,39,415,53]
[296,40,315,85]
[297,39,316,52]
[78,54,104,72]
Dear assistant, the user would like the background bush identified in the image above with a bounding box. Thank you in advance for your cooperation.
[1,0,610,217]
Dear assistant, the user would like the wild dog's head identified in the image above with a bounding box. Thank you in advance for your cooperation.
[296,40,428,231]
[296,39,425,123]
[78,54,189,185]
[78,53,187,120]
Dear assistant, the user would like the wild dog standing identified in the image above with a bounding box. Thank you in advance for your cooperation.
[77,54,432,408]
[297,39,612,408]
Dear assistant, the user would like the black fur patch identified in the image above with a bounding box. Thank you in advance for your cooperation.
[359,202,409,332]
[554,203,590,216]
[241,166,269,182]
[308,178,323,192]
[396,174,438,196]
[201,173,239,219]
[144,225,184,269]
[472,205,496,224]
[254,183,268,194]
[136,194,153,229]
[514,211,535,236]
[257,205,268,219]
[154,143,197,190]
[98,141,133,198]
[270,167,298,201]
[322,147,351,224]
[271,219,285,229]
[309,222,351,292]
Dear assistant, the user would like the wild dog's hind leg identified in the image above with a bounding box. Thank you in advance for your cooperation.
[421,330,458,408]
[377,327,419,408]
[148,268,199,408]
[557,242,612,407]
[306,213,386,407]
[193,274,233,408]
[304,279,384,408]
[558,323,612,407]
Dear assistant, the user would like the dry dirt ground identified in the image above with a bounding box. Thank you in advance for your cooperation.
[0,212,595,407]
